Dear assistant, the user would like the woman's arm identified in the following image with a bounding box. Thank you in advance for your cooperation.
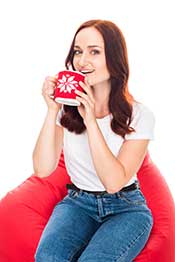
[32,110,63,177]
[86,122,149,193]
[32,75,63,177]
[75,79,151,193]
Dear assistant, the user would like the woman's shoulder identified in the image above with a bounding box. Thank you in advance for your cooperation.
[125,101,155,140]
[132,101,155,119]
[130,101,156,130]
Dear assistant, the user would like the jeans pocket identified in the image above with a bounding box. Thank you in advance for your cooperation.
[118,189,146,205]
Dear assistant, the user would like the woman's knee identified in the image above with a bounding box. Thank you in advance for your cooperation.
[35,246,66,262]
[34,233,62,262]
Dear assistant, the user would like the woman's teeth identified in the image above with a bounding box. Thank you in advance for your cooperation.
[81,70,94,74]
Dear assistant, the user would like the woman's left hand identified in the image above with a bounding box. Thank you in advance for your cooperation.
[75,77,96,127]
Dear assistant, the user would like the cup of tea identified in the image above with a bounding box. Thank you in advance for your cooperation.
[54,70,85,106]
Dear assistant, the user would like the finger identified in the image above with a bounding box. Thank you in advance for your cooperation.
[76,96,89,107]
[84,75,92,89]
[75,89,88,100]
[75,90,94,108]
[85,76,90,86]
[76,95,94,109]
[45,76,58,83]
[79,81,95,103]
[48,88,55,95]
[46,81,55,87]
[42,85,55,95]
[43,81,56,91]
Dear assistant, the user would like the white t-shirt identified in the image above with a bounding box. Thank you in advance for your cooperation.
[56,102,155,191]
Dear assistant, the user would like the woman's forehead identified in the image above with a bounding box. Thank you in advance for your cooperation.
[74,27,104,48]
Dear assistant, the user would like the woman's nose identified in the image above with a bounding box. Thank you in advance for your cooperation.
[78,53,89,67]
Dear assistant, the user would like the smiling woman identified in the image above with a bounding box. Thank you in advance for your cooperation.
[29,19,158,262]
[61,20,133,136]
[0,1,175,260]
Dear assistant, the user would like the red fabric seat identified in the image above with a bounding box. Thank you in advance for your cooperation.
[0,153,175,262]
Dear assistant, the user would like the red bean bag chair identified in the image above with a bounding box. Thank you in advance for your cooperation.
[0,153,175,262]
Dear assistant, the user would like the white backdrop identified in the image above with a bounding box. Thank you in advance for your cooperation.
[0,0,174,199]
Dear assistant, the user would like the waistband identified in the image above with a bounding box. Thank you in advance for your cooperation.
[66,182,139,196]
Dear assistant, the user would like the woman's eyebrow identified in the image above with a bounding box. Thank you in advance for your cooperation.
[74,45,103,49]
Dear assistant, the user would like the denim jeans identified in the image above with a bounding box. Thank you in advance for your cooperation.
[35,186,153,262]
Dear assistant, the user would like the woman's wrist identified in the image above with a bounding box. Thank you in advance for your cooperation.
[47,107,61,116]
[86,119,98,132]
[45,109,59,124]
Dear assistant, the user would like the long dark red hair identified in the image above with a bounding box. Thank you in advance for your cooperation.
[60,19,135,138]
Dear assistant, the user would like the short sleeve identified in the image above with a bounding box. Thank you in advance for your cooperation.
[56,106,64,127]
[125,103,155,140]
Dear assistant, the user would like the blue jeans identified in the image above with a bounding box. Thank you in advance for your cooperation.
[35,186,153,262]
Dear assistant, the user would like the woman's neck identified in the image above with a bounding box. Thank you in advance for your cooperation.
[92,83,111,118]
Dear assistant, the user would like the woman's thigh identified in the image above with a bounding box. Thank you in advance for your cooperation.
[35,193,99,262]
[79,205,153,262]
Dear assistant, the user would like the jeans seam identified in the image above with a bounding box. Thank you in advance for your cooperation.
[68,240,89,262]
[115,224,152,262]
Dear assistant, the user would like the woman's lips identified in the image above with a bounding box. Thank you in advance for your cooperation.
[80,70,95,74]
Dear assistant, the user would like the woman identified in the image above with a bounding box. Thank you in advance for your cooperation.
[34,19,155,262]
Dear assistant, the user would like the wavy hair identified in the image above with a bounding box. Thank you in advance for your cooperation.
[60,19,135,138]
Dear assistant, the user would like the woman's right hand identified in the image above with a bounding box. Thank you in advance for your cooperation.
[42,75,62,112]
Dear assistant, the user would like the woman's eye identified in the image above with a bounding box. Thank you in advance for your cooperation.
[73,49,100,56]
[91,49,100,55]
[74,50,81,55]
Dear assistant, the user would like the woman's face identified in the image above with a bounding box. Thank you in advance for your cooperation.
[73,27,110,87]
